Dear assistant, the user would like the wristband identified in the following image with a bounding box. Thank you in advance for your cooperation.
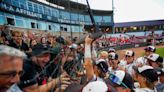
[85,44,91,58]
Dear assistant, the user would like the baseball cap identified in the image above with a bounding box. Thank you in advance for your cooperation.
[108,52,118,60]
[144,46,156,52]
[96,59,109,73]
[134,57,147,66]
[0,45,26,58]
[109,70,134,89]
[31,44,52,56]
[133,65,158,83]
[125,50,134,57]
[147,53,163,64]
[82,81,108,92]
[108,48,116,53]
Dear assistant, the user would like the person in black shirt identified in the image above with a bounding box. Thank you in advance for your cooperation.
[18,44,71,92]
[29,39,37,52]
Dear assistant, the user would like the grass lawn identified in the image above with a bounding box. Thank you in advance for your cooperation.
[156,48,164,57]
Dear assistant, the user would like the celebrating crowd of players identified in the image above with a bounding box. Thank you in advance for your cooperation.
[0,28,163,92]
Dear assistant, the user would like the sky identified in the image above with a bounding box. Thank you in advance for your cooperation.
[71,0,164,23]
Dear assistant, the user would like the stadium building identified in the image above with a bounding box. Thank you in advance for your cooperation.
[105,20,164,48]
[0,0,114,37]
[114,20,164,35]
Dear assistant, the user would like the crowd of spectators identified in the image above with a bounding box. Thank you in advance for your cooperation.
[0,25,163,92]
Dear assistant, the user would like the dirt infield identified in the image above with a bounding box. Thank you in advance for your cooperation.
[116,45,164,59]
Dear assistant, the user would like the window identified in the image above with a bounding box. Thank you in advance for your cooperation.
[60,26,63,31]
[49,8,52,16]
[44,7,51,16]
[85,15,91,22]
[94,16,103,22]
[53,23,60,31]
[159,25,162,30]
[15,15,23,19]
[38,22,42,30]
[103,16,111,23]
[38,22,47,30]
[61,11,70,20]
[20,3,26,9]
[120,27,123,31]
[48,25,51,30]
[7,17,15,25]
[5,0,12,4]
[44,6,48,15]
[79,26,83,32]
[5,13,14,18]
[31,22,35,28]
[0,16,5,25]
[71,13,78,21]
[154,25,158,29]
[139,26,142,30]
[38,5,44,14]
[72,26,79,32]
[12,0,19,7]
[0,11,4,16]
[36,24,39,29]
[16,19,24,27]
[52,9,59,18]
[115,28,118,32]
[28,2,33,11]
[143,26,146,30]
[33,3,38,13]
[52,9,57,17]
[19,0,27,9]
[79,15,84,22]
[123,27,127,31]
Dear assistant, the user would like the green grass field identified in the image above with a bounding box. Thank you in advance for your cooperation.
[156,48,164,57]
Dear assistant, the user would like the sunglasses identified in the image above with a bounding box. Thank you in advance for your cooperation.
[109,73,129,89]
[0,71,24,78]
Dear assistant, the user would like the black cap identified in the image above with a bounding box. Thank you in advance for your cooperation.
[109,70,134,89]
[108,52,118,60]
[96,59,108,73]
[147,53,163,64]
[97,62,109,73]
[133,65,158,83]
[31,44,51,56]
[122,72,134,89]
[144,46,156,52]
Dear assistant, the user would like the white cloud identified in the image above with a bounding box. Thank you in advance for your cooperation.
[71,0,164,22]
[114,0,164,22]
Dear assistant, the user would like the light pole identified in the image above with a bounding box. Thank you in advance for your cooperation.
[112,0,115,34]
